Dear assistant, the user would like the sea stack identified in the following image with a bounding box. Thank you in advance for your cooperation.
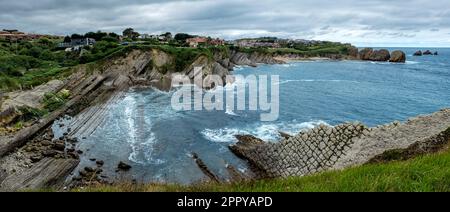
[358,48,406,63]
[369,49,391,61]
[423,50,433,55]
[413,50,423,56]
[389,50,406,63]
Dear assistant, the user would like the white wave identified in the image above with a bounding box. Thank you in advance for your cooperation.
[201,120,329,143]
[233,66,246,71]
[225,107,239,116]
[276,79,359,85]
[406,61,420,65]
[124,96,165,165]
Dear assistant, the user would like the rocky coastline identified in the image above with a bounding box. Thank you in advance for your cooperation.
[229,109,450,179]
[0,46,416,191]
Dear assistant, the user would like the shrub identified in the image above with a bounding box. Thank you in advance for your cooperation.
[43,90,70,112]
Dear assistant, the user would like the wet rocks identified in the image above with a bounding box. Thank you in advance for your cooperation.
[96,160,104,167]
[53,140,66,151]
[389,50,406,63]
[30,155,43,163]
[117,161,132,171]
[42,150,59,157]
[414,50,439,56]
[423,50,433,55]
[413,50,423,56]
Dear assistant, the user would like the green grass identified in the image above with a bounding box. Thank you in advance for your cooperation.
[73,146,450,192]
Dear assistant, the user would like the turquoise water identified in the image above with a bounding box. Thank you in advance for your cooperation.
[70,48,450,184]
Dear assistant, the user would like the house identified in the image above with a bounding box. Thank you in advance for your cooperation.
[58,38,96,51]
[186,37,225,47]
[139,34,154,39]
[186,37,208,47]
[234,39,281,48]
[209,38,225,46]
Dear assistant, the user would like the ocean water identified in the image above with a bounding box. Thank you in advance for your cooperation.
[65,48,450,184]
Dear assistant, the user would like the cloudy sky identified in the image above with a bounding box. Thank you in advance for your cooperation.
[1,0,450,47]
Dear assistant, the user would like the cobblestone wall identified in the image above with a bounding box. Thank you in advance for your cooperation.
[231,123,369,178]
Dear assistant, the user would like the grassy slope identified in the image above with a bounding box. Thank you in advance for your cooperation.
[74,145,450,192]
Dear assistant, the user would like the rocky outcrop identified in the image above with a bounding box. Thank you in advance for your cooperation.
[230,123,368,178]
[369,49,391,61]
[347,46,359,58]
[1,80,65,127]
[230,109,450,178]
[230,51,285,67]
[358,48,373,60]
[230,51,258,67]
[423,50,433,55]
[0,158,79,191]
[389,50,406,63]
[358,48,405,63]
[414,50,423,56]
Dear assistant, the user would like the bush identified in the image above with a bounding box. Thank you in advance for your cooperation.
[43,90,70,112]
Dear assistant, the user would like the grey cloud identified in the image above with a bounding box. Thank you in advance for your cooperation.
[0,0,449,46]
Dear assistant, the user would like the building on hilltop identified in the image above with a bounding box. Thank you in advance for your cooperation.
[58,38,96,51]
[186,37,208,47]
[186,37,225,47]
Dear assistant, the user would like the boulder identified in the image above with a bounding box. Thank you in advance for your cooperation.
[347,46,359,58]
[96,160,104,166]
[358,48,373,60]
[369,49,391,61]
[389,50,406,63]
[117,161,132,171]
[423,50,433,55]
[413,50,423,56]
[434,51,438,55]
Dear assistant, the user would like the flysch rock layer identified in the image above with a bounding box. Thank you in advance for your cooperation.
[230,109,450,178]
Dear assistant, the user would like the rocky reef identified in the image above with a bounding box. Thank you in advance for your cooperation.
[414,50,439,56]
[358,48,406,63]
[230,109,450,178]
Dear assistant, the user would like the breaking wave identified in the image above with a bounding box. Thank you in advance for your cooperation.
[201,120,329,143]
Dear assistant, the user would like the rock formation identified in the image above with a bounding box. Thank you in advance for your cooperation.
[358,48,373,60]
[423,50,433,55]
[358,48,405,63]
[414,50,423,56]
[230,109,450,178]
[389,50,406,63]
[369,49,391,61]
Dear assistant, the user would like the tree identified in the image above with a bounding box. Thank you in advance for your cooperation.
[108,32,120,39]
[71,34,84,40]
[122,28,139,39]
[174,33,195,42]
[84,31,107,41]
[63,36,71,43]
[161,32,172,39]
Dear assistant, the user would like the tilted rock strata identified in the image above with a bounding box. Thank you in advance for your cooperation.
[230,109,450,178]
[230,123,369,178]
